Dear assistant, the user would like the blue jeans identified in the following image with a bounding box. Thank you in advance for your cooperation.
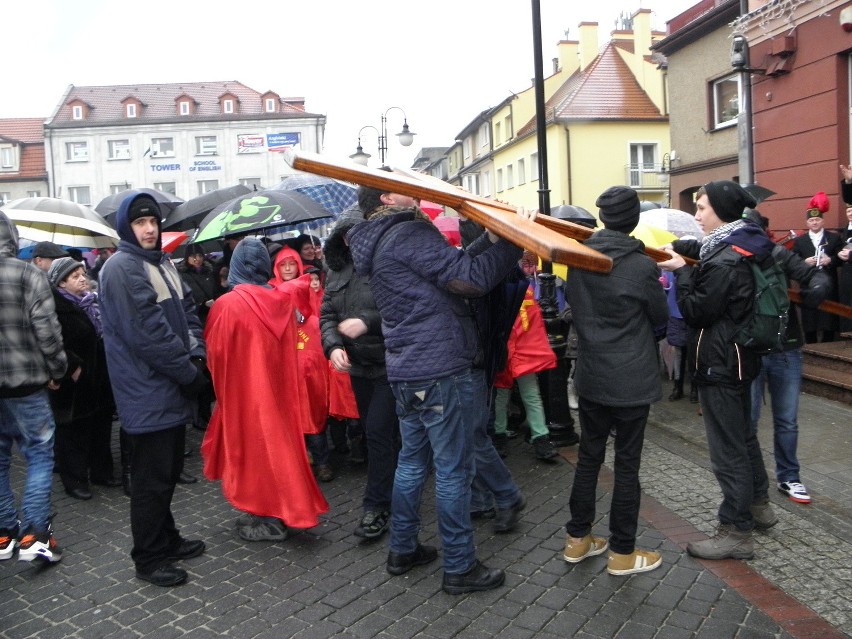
[470,370,521,513]
[390,370,477,574]
[750,349,803,484]
[0,391,57,532]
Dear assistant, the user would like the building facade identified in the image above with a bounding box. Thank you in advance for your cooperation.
[0,118,48,204]
[44,81,326,206]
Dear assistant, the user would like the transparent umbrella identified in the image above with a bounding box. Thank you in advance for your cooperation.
[640,208,704,240]
[1,197,119,249]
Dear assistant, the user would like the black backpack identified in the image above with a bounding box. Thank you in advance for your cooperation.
[733,252,790,354]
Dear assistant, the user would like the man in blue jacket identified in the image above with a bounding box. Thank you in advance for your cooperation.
[347,188,533,595]
[99,193,208,587]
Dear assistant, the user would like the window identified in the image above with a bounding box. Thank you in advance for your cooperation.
[481,171,491,197]
[265,98,276,113]
[180,101,191,115]
[518,158,526,185]
[110,183,130,194]
[530,153,539,180]
[197,180,219,195]
[195,136,218,155]
[72,105,83,120]
[126,103,137,118]
[504,116,512,140]
[0,147,14,168]
[65,141,89,162]
[713,74,741,128]
[150,137,175,157]
[223,99,234,114]
[462,173,480,196]
[462,138,473,162]
[507,164,514,189]
[239,177,262,190]
[154,182,176,195]
[628,143,657,188]
[494,122,502,145]
[68,186,91,205]
[496,168,504,192]
[0,193,10,205]
[27,190,41,197]
[108,139,131,160]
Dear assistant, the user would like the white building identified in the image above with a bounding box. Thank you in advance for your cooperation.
[44,81,326,204]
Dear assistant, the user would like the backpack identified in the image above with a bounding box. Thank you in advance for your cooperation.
[732,251,790,354]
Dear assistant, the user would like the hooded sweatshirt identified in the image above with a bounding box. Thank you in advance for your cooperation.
[269,246,304,287]
[98,191,205,433]
[0,212,67,395]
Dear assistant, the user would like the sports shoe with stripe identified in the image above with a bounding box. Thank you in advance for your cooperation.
[18,524,62,563]
[0,523,20,561]
[607,548,662,575]
[778,481,811,504]
[563,534,608,563]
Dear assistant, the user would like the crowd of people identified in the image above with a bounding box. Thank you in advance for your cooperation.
[0,171,848,594]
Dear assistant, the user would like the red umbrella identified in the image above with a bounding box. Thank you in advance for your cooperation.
[420,199,443,220]
[433,216,461,247]
[161,230,189,253]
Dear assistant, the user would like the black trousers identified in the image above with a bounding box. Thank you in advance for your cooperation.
[55,408,115,490]
[127,425,185,573]
[566,398,649,555]
[350,375,400,512]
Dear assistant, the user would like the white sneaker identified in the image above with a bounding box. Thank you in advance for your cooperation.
[567,378,579,410]
[778,481,811,504]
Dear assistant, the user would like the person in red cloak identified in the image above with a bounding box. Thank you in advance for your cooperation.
[269,245,335,482]
[202,238,328,541]
[493,287,559,461]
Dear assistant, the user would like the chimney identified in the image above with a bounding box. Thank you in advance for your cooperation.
[631,9,653,62]
[557,39,580,76]
[578,22,599,71]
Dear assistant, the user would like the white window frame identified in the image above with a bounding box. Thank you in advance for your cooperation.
[628,142,658,188]
[506,164,514,189]
[108,139,131,160]
[0,192,10,205]
[153,182,177,195]
[0,146,14,168]
[27,190,41,197]
[110,183,130,194]
[180,101,191,115]
[530,153,539,181]
[713,74,741,129]
[151,137,175,157]
[239,177,262,189]
[68,186,91,205]
[265,98,276,113]
[65,141,89,162]
[197,180,219,195]
[72,105,83,120]
[195,135,218,156]
[481,170,492,197]
[496,168,504,193]
[517,158,526,185]
[223,99,234,114]
[126,103,137,118]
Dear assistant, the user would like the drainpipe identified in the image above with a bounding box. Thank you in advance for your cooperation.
[738,0,755,185]
[46,127,56,198]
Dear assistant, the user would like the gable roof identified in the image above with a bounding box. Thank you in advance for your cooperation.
[47,81,320,126]
[0,118,45,144]
[516,42,665,137]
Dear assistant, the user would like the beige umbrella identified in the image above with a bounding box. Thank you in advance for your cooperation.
[1,197,119,249]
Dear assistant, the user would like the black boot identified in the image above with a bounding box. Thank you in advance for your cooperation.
[668,379,684,401]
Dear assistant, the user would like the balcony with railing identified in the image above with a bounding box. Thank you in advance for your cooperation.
[625,163,670,191]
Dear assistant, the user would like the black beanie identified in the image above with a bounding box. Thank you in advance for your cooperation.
[703,181,756,222]
[596,186,640,233]
[127,196,161,223]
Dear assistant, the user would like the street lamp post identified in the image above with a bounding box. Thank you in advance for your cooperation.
[350,106,415,166]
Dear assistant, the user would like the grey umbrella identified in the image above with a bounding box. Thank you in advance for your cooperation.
[95,188,184,227]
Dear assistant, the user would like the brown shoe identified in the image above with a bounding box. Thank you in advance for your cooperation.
[607,548,662,575]
[316,464,334,482]
[563,534,608,563]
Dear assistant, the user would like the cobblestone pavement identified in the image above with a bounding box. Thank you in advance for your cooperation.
[1,388,850,639]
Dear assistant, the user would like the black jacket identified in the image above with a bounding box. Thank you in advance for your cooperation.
[50,291,114,425]
[178,262,219,325]
[320,219,387,379]
[770,245,830,350]
[673,224,774,387]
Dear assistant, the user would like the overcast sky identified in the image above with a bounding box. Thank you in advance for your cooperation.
[4,0,701,168]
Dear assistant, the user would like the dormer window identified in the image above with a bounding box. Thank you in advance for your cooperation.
[72,105,83,120]
[180,101,191,115]
[223,99,234,114]
[127,103,137,118]
[265,98,276,113]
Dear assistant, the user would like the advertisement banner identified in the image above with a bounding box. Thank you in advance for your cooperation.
[267,132,301,152]
[237,134,265,154]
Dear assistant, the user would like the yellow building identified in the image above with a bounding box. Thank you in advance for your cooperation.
[488,10,671,213]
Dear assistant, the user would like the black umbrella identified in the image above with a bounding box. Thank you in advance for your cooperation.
[162,184,252,231]
[743,184,776,205]
[95,188,184,227]
[550,204,598,228]
[193,189,334,243]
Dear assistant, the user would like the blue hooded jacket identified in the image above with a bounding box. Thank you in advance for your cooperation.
[346,209,522,382]
[98,191,205,433]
